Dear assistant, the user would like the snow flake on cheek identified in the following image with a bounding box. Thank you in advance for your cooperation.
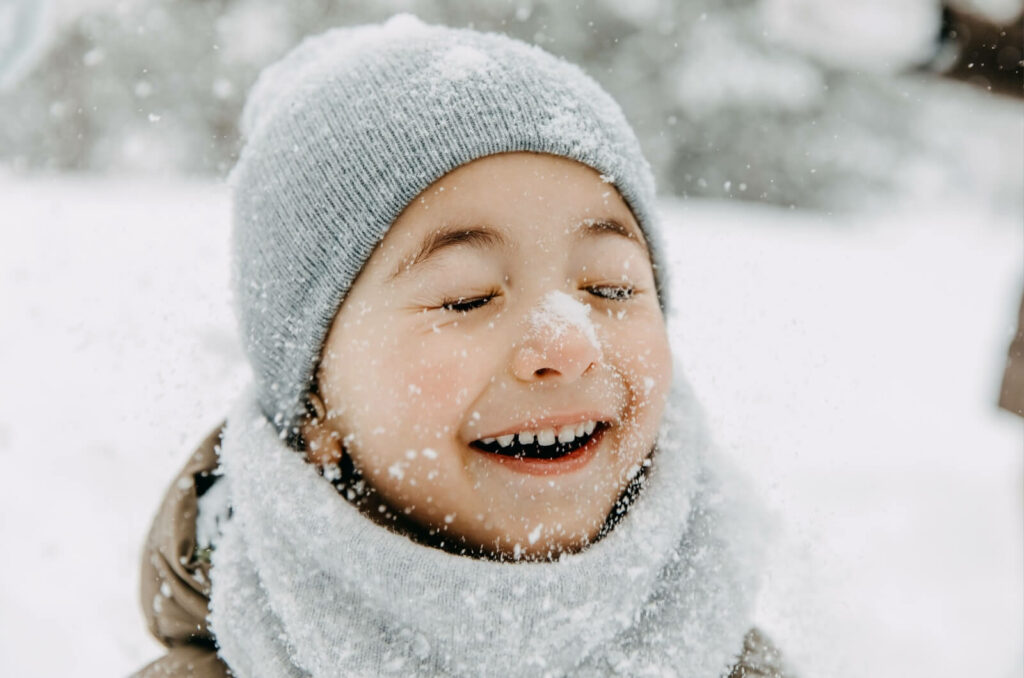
[527,523,544,545]
[400,346,478,408]
[605,308,628,320]
[391,447,442,487]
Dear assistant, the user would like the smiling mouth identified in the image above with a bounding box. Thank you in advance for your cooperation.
[470,422,609,460]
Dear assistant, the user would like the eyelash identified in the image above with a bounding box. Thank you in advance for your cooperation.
[439,288,501,313]
[438,285,635,313]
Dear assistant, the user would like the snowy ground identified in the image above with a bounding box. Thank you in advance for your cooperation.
[0,175,1020,677]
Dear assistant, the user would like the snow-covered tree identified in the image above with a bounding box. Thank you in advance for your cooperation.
[0,0,1020,211]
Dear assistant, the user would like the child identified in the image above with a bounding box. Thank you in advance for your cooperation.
[134,14,786,678]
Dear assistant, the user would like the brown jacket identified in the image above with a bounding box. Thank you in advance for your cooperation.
[999,289,1024,417]
[133,428,791,677]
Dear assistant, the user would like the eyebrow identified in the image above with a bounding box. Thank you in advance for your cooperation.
[388,217,646,282]
[578,217,645,245]
[388,225,509,282]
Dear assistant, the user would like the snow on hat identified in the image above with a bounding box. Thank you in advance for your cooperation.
[230,13,669,433]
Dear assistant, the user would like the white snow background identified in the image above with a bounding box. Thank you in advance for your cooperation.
[1,0,1022,672]
[1,163,1020,676]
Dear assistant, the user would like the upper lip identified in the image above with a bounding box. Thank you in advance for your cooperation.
[470,412,616,441]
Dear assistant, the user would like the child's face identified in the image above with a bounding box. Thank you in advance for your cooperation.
[305,152,672,558]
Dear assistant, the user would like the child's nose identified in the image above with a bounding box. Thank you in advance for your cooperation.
[510,324,602,384]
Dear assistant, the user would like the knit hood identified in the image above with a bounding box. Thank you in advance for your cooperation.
[229,14,670,431]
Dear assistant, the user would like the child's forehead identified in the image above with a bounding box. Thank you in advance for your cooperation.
[370,153,651,278]
[425,152,609,191]
[398,156,643,235]
[378,217,649,287]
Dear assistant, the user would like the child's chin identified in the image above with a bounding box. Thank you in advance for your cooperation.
[466,517,607,561]
[506,534,594,561]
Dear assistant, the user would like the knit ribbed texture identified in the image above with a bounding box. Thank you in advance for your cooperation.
[230,14,669,430]
[209,365,761,677]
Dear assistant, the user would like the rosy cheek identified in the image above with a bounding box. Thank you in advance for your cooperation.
[601,317,672,411]
[400,349,477,416]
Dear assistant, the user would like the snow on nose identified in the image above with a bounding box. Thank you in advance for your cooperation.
[527,290,602,353]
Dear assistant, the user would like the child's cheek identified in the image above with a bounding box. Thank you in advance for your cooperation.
[601,312,673,413]
[396,332,492,420]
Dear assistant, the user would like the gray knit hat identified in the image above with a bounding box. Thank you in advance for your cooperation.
[230,13,669,431]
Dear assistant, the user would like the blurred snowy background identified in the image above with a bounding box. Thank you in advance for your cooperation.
[0,1,1021,677]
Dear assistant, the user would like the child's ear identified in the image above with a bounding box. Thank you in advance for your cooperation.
[300,392,343,466]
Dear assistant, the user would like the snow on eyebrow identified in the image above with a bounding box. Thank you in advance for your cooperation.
[527,290,601,351]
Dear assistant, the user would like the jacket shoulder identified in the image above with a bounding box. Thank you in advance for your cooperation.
[999,288,1024,416]
[729,627,793,678]
[136,424,231,676]
[131,644,231,678]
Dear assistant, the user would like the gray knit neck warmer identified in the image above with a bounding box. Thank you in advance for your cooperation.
[209,372,762,677]
[230,14,669,431]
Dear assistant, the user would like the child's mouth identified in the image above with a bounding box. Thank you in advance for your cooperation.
[470,422,609,460]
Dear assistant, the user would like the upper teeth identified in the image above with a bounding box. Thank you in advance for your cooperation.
[480,420,598,448]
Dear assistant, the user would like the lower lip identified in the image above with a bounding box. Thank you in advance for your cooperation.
[475,426,607,476]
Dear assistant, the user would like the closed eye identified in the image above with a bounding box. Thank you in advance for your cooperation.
[437,284,633,312]
[585,284,634,301]
[439,292,498,313]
